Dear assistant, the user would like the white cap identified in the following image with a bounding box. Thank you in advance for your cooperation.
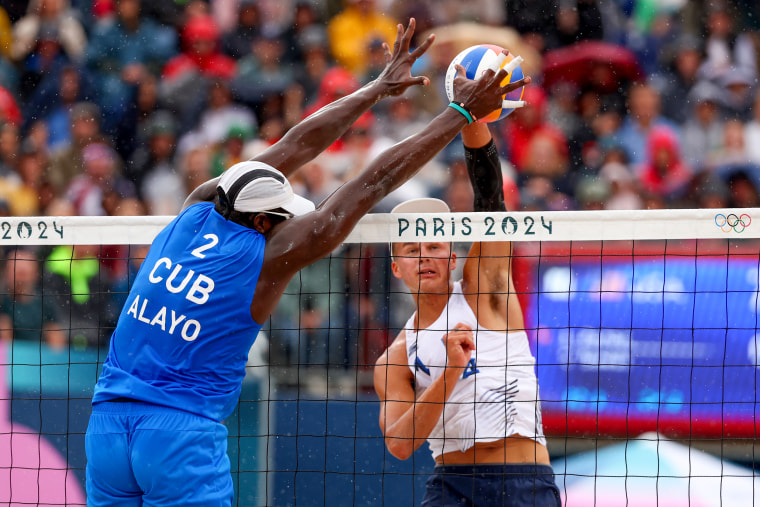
[216,161,315,217]
[391,197,450,214]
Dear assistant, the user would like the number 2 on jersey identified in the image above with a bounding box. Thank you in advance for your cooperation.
[191,234,219,258]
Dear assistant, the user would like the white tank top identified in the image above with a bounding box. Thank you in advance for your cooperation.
[404,281,545,459]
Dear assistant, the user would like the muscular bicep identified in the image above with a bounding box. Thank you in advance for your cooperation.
[374,334,415,435]
[462,241,512,297]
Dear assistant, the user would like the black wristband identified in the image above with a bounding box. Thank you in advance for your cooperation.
[464,139,506,212]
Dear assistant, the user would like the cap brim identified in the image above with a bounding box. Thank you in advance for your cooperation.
[391,198,450,214]
[281,193,315,216]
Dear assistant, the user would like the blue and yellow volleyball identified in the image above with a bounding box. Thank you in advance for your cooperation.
[444,44,525,123]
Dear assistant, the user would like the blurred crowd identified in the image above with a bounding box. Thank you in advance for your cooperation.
[2,0,760,362]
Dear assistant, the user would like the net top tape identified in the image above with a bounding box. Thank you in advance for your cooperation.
[0,209,756,245]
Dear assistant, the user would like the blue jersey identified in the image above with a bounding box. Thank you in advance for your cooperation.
[92,202,266,421]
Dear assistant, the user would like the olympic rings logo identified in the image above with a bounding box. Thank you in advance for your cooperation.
[715,213,752,233]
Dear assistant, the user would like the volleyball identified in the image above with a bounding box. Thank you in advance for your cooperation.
[444,44,525,123]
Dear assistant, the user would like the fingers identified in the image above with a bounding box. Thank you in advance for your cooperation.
[501,76,531,95]
[391,23,403,55]
[410,33,435,60]
[501,55,524,75]
[503,99,527,109]
[487,52,509,73]
[382,42,392,64]
[399,17,416,53]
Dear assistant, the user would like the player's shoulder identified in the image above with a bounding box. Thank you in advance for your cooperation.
[376,329,408,367]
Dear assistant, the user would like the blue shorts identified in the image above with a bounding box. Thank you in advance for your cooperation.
[85,400,233,506]
[421,464,561,507]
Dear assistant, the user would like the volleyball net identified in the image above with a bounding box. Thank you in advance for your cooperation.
[1,208,759,506]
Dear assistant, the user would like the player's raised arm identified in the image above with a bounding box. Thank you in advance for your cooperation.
[279,67,529,260]
[252,18,434,177]
[460,122,511,277]
[460,121,525,329]
[182,19,432,210]
[250,61,529,324]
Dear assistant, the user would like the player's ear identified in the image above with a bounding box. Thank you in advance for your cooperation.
[390,260,403,279]
[449,249,456,272]
[251,213,270,234]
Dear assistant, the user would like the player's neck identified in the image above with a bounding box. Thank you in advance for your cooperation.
[413,283,453,330]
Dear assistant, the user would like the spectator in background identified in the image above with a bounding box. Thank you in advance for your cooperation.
[359,38,389,84]
[697,1,757,87]
[500,86,569,177]
[210,124,252,177]
[85,0,177,134]
[745,89,760,165]
[281,1,323,65]
[179,78,257,153]
[574,176,611,210]
[626,1,680,77]
[709,119,760,191]
[45,243,120,350]
[0,248,65,350]
[681,81,725,172]
[0,7,13,63]
[640,126,693,203]
[47,101,109,193]
[325,112,391,180]
[221,0,261,59]
[0,122,20,177]
[649,35,704,124]
[24,119,51,157]
[132,0,183,28]
[688,171,730,209]
[617,82,679,169]
[504,0,561,53]
[289,156,342,206]
[163,14,236,82]
[0,45,19,101]
[232,32,295,111]
[545,82,583,143]
[599,161,644,210]
[125,110,177,185]
[292,25,333,104]
[0,87,21,132]
[0,151,25,215]
[0,145,54,215]
[375,95,431,143]
[555,0,605,46]
[161,14,237,120]
[113,73,164,160]
[177,145,212,199]
[571,94,624,174]
[126,111,182,214]
[327,0,398,76]
[11,0,87,101]
[64,142,135,216]
[23,65,95,152]
[442,158,474,213]
[726,170,760,207]
[717,66,756,121]
[520,128,573,198]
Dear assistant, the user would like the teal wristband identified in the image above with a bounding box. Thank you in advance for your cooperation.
[448,102,475,124]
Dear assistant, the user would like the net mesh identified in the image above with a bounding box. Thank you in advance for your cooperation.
[1,209,759,506]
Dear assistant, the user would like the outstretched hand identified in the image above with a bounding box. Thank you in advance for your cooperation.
[451,50,531,122]
[375,18,435,98]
